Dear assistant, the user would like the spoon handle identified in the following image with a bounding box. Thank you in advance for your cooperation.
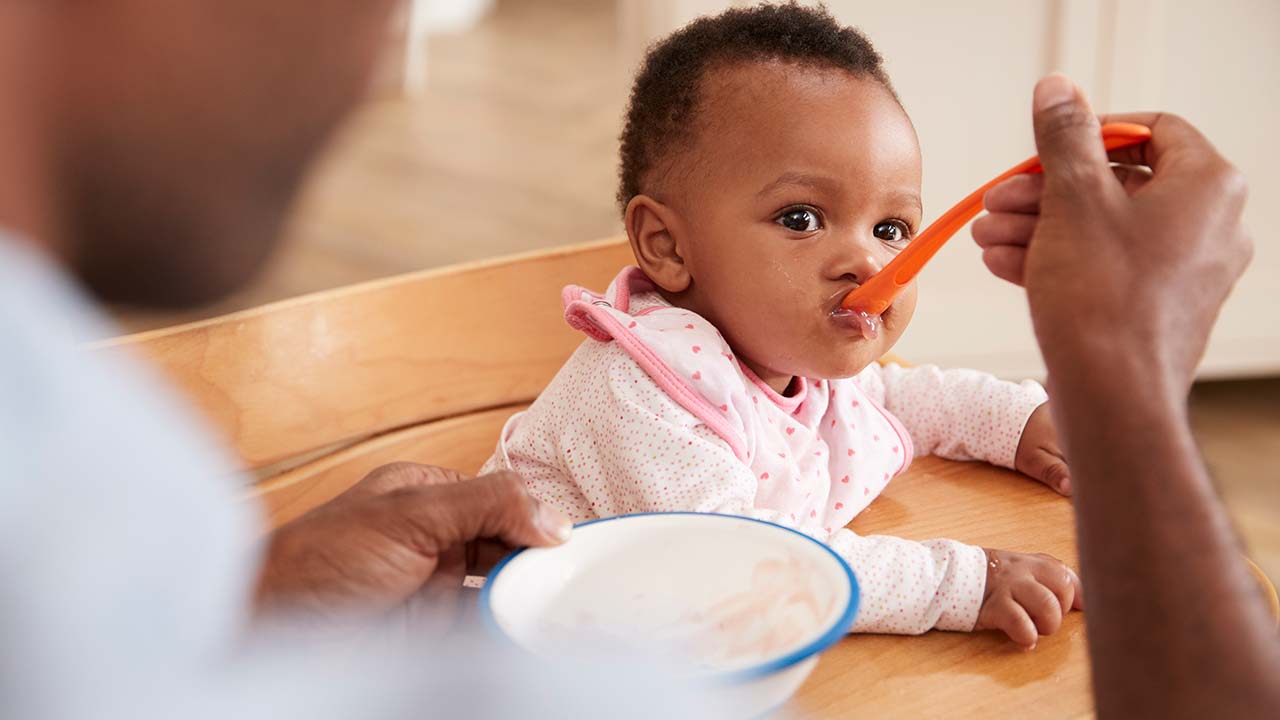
[841,122,1153,315]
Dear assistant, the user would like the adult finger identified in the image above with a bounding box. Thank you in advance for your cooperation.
[1103,112,1247,233]
[388,472,572,556]
[983,173,1044,214]
[1098,111,1218,174]
[1014,581,1064,636]
[972,212,1038,250]
[1031,74,1113,191]
[980,137,1148,214]
[347,462,470,500]
[981,246,1028,287]
[469,538,518,576]
[1111,164,1154,195]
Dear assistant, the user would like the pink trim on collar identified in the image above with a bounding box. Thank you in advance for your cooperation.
[565,302,750,461]
[562,267,749,461]
[605,266,651,312]
[738,362,807,413]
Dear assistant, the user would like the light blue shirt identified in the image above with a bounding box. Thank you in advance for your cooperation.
[0,236,709,719]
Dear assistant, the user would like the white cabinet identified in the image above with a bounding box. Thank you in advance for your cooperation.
[618,0,1280,379]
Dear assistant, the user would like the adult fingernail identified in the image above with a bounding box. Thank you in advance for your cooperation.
[1059,476,1072,495]
[1034,73,1076,112]
[537,504,572,543]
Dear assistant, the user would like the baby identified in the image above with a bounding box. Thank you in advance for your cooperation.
[482,3,1080,647]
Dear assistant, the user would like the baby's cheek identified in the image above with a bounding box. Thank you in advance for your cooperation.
[881,286,918,335]
[872,330,904,366]
[729,290,819,355]
[861,293,913,364]
[895,283,920,321]
[716,305,806,370]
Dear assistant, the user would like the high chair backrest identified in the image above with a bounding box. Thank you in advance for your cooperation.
[96,236,909,529]
[95,238,634,526]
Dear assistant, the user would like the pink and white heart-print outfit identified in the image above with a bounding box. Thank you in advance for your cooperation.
[481,267,1047,634]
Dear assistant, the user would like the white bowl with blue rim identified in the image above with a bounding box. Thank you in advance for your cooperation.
[480,512,858,717]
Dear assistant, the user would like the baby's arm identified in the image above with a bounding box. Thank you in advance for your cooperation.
[830,529,987,633]
[861,363,1047,468]
[494,346,990,634]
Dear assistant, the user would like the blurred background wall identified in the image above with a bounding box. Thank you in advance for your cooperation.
[117,0,1279,383]
[113,0,1278,579]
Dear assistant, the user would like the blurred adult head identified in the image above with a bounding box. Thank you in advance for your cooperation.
[1,0,397,306]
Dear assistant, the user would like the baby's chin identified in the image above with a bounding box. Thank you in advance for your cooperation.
[783,349,884,382]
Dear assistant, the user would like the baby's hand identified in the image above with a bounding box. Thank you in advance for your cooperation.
[975,548,1083,649]
[1015,402,1071,495]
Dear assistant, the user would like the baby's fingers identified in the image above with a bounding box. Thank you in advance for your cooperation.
[1017,447,1073,496]
[1034,557,1085,614]
[1013,580,1064,637]
[992,598,1039,649]
[1040,456,1072,496]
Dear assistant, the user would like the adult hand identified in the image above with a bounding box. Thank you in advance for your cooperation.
[972,73,1251,393]
[255,464,571,629]
[974,76,1280,719]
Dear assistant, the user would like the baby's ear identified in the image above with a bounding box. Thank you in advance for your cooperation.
[625,194,691,293]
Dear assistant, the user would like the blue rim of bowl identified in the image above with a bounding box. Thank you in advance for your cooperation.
[477,511,859,684]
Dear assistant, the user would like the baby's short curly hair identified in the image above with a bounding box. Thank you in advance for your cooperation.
[617,2,896,214]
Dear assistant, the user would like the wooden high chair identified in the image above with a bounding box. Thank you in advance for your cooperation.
[95,237,1103,717]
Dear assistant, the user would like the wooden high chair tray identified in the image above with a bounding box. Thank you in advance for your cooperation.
[786,455,1091,719]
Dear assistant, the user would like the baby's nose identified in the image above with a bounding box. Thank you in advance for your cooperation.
[834,246,887,285]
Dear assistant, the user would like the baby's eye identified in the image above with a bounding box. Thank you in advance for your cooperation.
[776,207,822,233]
[873,220,911,245]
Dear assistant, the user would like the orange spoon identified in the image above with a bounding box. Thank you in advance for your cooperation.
[841,122,1153,316]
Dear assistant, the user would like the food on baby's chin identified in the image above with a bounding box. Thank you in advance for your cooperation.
[528,557,834,674]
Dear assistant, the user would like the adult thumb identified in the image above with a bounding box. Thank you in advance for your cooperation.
[1031,74,1110,189]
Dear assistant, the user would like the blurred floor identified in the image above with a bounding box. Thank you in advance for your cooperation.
[110,0,1277,592]
[1190,378,1280,588]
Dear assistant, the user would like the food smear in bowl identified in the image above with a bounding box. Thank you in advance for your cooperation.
[527,554,837,675]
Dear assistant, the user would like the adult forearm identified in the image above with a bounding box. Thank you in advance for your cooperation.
[1048,358,1280,717]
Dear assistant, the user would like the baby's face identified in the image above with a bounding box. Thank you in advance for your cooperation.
[663,61,922,388]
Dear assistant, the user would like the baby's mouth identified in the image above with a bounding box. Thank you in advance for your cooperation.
[830,307,880,340]
[826,285,885,341]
